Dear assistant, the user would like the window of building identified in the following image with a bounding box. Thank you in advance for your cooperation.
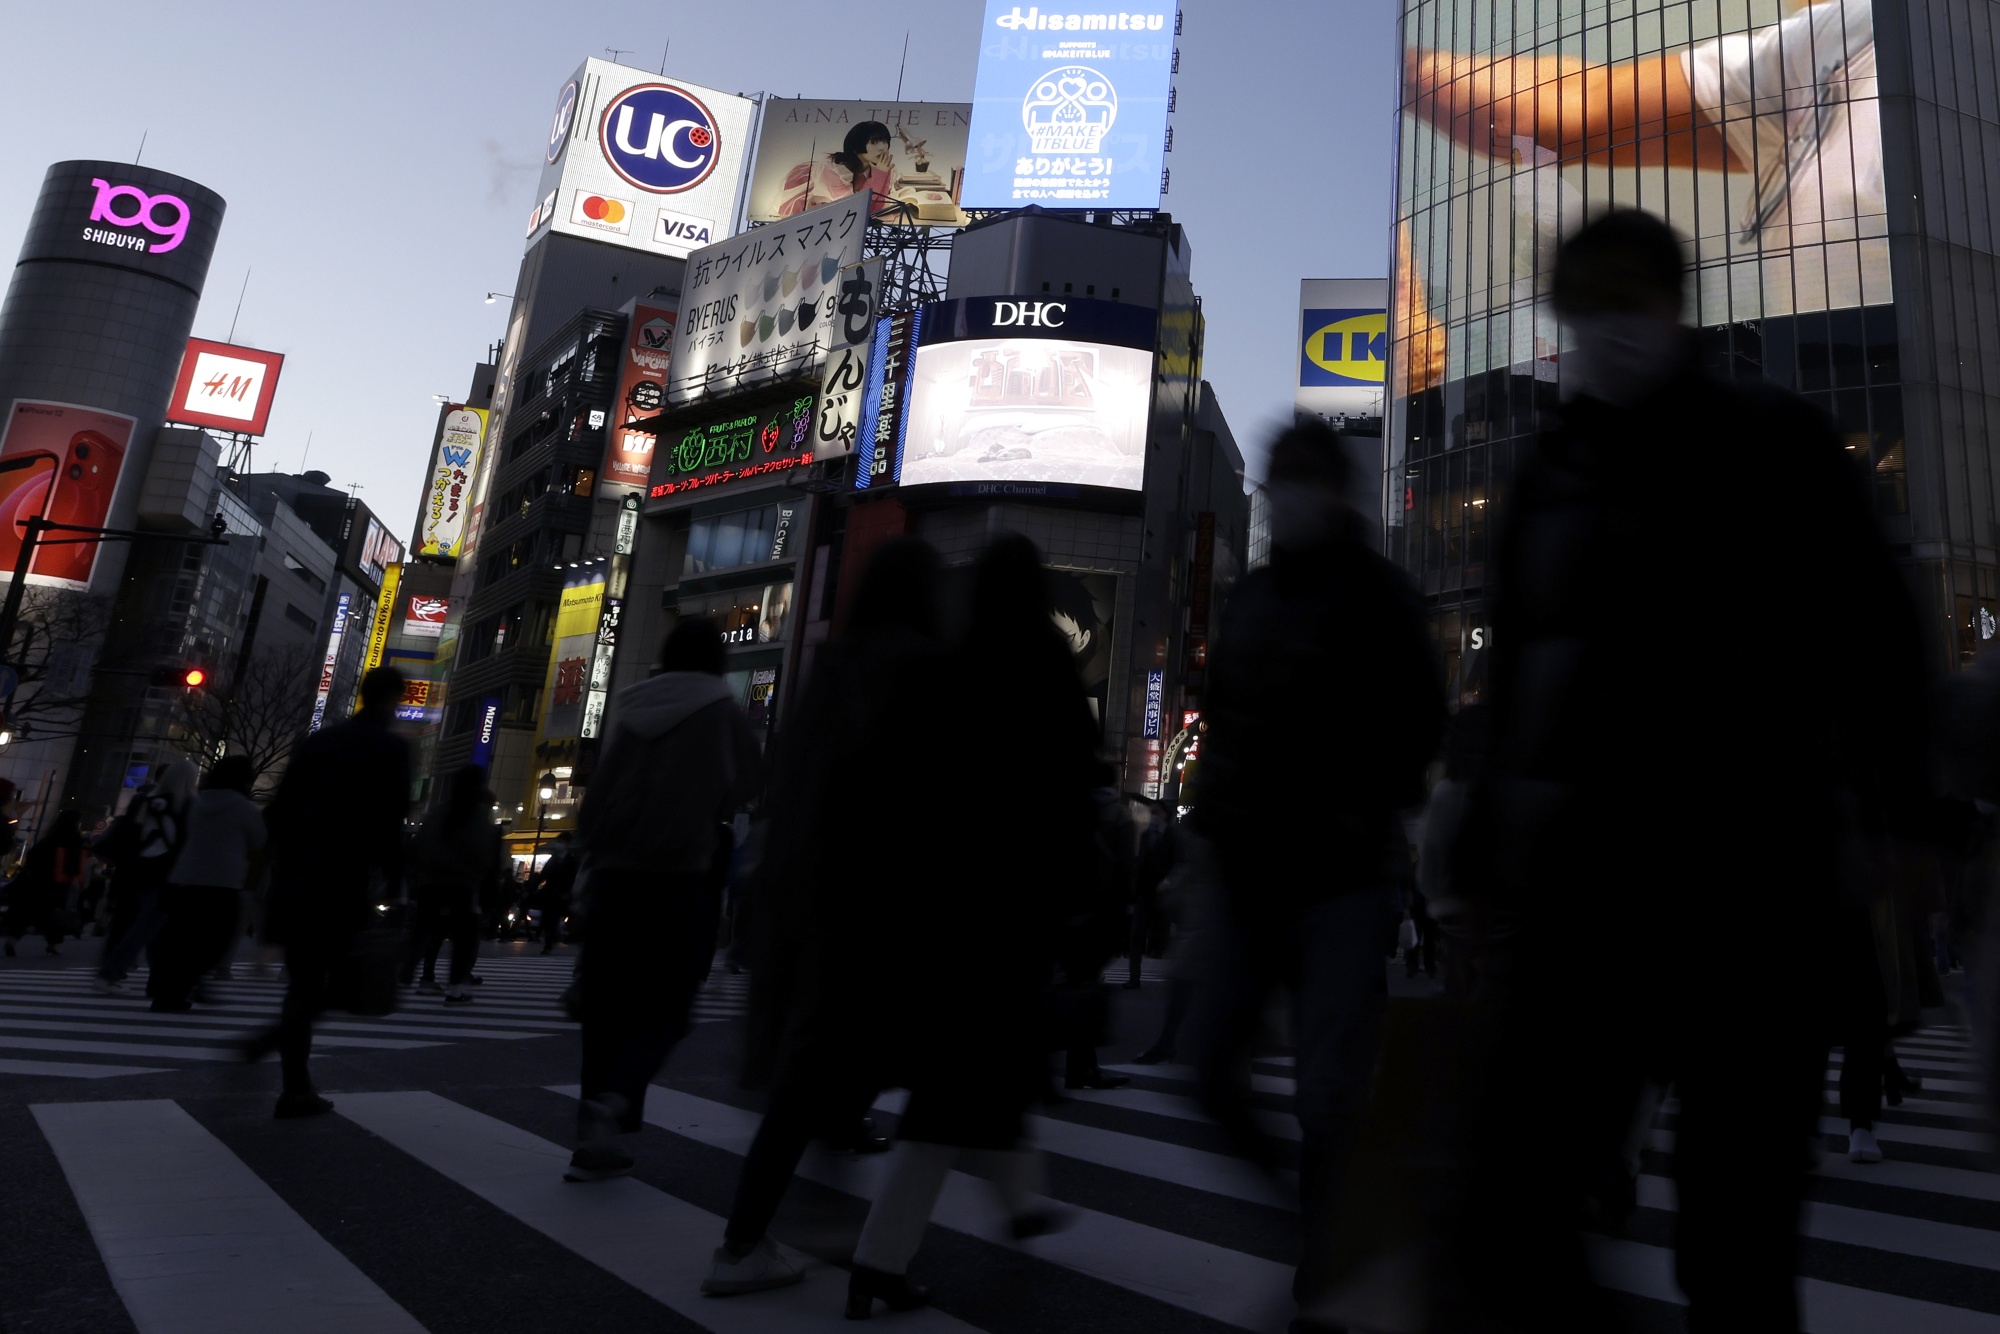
[282,553,326,593]
[683,504,793,576]
[680,581,795,645]
[283,603,317,634]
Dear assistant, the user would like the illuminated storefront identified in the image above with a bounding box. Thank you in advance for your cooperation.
[1390,0,2000,687]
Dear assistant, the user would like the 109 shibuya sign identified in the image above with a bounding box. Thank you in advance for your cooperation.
[962,3,1177,209]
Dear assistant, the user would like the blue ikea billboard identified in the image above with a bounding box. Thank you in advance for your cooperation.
[961,4,1177,210]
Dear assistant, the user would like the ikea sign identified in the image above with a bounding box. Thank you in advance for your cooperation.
[1301,308,1387,387]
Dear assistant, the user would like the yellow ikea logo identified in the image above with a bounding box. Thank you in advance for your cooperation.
[1301,309,1388,387]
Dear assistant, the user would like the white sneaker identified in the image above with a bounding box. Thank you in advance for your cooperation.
[443,985,473,1004]
[701,1237,804,1295]
[1848,1127,1883,1164]
[90,977,130,996]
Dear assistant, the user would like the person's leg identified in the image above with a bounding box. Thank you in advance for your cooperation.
[851,1141,957,1275]
[277,939,333,1102]
[721,1079,834,1254]
[1289,887,1398,1312]
[148,887,199,1008]
[1189,901,1286,1173]
[445,905,479,991]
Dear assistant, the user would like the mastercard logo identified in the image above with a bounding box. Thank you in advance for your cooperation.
[581,195,625,223]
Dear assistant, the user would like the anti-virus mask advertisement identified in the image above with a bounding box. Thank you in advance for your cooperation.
[528,58,755,259]
[961,4,1177,210]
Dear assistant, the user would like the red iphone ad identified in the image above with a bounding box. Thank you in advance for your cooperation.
[0,400,137,590]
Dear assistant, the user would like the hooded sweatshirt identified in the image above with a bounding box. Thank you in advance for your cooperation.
[575,671,763,874]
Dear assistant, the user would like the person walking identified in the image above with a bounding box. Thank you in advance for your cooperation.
[91,763,198,993]
[147,757,266,1011]
[247,666,412,1119]
[1187,416,1446,1331]
[565,617,761,1182]
[533,833,578,954]
[838,535,1096,1319]
[3,811,87,957]
[703,538,947,1296]
[407,765,503,1002]
[1441,210,1932,1331]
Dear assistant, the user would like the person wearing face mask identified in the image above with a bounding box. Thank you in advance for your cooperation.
[1434,209,1933,1331]
[1188,419,1445,1332]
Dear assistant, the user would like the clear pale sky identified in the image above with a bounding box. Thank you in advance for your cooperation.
[2,1,1396,531]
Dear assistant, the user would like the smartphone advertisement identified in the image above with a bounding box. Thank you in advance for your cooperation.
[0,400,138,590]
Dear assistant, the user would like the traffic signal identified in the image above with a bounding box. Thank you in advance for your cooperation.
[151,663,209,689]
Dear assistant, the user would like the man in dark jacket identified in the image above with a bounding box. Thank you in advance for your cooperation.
[1191,419,1446,1327]
[252,666,412,1118]
[1448,210,1931,1331]
[566,616,761,1182]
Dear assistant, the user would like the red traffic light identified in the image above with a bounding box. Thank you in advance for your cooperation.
[181,667,207,688]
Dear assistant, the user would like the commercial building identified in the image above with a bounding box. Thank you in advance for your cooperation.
[1389,0,2000,691]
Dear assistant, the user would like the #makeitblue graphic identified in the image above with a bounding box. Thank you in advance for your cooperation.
[962,4,1177,210]
[598,84,721,194]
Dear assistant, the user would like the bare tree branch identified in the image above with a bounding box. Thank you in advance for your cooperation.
[170,643,322,797]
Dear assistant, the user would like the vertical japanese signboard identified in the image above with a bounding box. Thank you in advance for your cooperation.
[360,563,401,675]
[309,591,353,733]
[811,257,882,461]
[852,310,919,490]
[535,572,607,759]
[607,301,677,492]
[417,406,489,558]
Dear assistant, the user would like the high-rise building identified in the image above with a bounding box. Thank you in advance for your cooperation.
[1388,0,1999,691]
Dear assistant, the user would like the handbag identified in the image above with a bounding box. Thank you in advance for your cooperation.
[332,902,407,1017]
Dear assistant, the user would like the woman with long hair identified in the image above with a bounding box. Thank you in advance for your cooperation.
[840,534,1099,1318]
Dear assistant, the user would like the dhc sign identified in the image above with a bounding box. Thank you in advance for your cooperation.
[993,300,1067,328]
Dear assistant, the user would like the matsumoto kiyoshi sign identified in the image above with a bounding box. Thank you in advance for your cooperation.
[529,58,754,261]
[962,4,1177,210]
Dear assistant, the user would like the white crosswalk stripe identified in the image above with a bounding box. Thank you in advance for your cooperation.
[0,950,751,1079]
[12,1019,1996,1331]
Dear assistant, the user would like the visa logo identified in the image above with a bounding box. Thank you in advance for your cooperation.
[1301,309,1387,387]
[655,209,714,246]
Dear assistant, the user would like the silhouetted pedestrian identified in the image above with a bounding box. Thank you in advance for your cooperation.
[534,833,578,954]
[3,810,86,957]
[248,666,412,1119]
[148,757,265,1010]
[705,537,946,1297]
[91,762,197,993]
[1444,209,1931,1331]
[566,616,761,1182]
[407,764,503,1002]
[840,535,1094,1318]
[1188,415,1446,1331]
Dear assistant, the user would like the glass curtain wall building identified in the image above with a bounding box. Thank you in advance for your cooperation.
[1389,0,2000,695]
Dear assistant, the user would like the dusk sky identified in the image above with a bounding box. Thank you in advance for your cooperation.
[3,1,1396,536]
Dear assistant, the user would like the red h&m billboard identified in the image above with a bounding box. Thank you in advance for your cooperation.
[166,338,285,436]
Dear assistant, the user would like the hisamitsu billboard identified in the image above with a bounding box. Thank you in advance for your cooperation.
[961,4,1176,210]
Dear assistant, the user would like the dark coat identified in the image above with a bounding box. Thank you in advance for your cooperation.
[1195,527,1446,922]
[741,625,944,1093]
[410,817,504,912]
[263,706,411,944]
[1472,366,1931,920]
[895,625,1099,1149]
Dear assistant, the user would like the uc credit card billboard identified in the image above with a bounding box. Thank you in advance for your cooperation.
[528,58,755,259]
[962,4,1176,210]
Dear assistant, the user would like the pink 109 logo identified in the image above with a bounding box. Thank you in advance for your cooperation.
[84,178,190,254]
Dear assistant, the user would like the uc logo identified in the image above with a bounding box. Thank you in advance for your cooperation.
[1301,309,1388,386]
[599,84,720,194]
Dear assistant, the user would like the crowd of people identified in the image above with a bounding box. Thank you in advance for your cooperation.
[1,209,1994,1332]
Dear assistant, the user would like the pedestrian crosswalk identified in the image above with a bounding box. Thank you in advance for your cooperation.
[8,1019,1994,1331]
[0,951,752,1081]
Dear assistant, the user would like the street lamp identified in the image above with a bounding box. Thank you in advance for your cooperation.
[485,291,514,304]
[530,771,557,871]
